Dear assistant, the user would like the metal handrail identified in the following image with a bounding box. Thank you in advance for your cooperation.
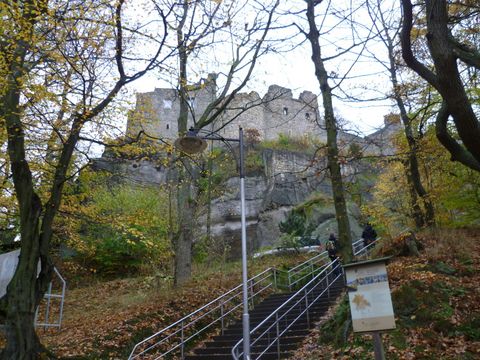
[128,267,275,359]
[34,267,66,329]
[285,250,330,290]
[287,250,329,273]
[352,237,364,254]
[352,237,382,257]
[232,259,343,359]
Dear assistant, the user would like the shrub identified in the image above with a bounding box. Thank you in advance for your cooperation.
[72,184,173,275]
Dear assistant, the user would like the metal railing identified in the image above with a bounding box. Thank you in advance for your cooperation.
[34,267,66,329]
[281,250,330,290]
[232,259,343,359]
[128,268,275,360]
[352,237,382,258]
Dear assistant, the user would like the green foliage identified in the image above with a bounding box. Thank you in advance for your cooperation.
[279,211,306,237]
[280,194,327,236]
[260,133,322,154]
[278,133,291,147]
[192,234,231,266]
[348,143,363,159]
[392,280,462,333]
[428,261,456,275]
[365,126,480,231]
[245,151,263,173]
[80,223,151,275]
[318,296,352,347]
[0,221,18,252]
[457,315,480,341]
[68,176,173,275]
[296,193,329,215]
[279,234,301,252]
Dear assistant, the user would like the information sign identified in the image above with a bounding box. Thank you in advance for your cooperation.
[344,257,396,333]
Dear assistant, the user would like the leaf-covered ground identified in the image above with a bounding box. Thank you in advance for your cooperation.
[33,252,312,358]
[290,228,480,360]
[3,229,478,359]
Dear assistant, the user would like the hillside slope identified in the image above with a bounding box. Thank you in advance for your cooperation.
[290,228,480,359]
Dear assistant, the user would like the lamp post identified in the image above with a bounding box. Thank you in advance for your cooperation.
[175,126,250,360]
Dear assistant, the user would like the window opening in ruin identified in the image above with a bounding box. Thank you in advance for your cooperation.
[306,112,311,119]
[166,123,170,130]
[163,99,172,109]
[283,107,288,115]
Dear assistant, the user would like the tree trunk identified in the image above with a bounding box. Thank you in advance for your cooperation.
[1,197,49,359]
[391,72,435,227]
[424,0,480,163]
[173,1,195,286]
[174,177,194,286]
[403,160,425,228]
[305,0,352,261]
[400,0,480,171]
[3,284,44,359]
[403,232,421,257]
[1,5,52,353]
[379,12,436,227]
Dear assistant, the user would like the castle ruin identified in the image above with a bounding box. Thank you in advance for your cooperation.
[125,73,400,155]
[126,74,330,144]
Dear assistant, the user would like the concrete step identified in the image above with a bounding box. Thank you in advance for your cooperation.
[194,341,298,355]
[252,291,342,312]
[230,307,330,329]
[184,276,345,360]
[185,352,293,360]
[222,319,313,336]
[212,328,310,343]
[205,335,305,348]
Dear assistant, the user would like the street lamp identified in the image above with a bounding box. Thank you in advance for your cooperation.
[175,126,251,360]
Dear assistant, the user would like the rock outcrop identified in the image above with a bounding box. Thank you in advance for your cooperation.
[92,147,366,257]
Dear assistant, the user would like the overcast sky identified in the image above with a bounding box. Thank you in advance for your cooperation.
[127,0,397,136]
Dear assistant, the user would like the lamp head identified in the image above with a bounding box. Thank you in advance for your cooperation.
[174,128,207,154]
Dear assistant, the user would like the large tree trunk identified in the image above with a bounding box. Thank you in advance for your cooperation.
[174,177,194,286]
[173,2,195,286]
[401,0,480,171]
[2,218,46,359]
[424,0,480,162]
[3,269,45,359]
[305,0,352,261]
[1,4,51,353]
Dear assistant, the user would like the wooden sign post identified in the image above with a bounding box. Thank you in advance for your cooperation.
[344,257,395,360]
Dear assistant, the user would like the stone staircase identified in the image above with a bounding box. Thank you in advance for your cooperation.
[185,276,345,360]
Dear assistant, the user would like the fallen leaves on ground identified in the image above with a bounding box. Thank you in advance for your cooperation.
[290,228,480,360]
[33,253,312,358]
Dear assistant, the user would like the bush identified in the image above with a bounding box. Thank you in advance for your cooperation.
[71,183,172,275]
[84,224,150,274]
[279,211,306,237]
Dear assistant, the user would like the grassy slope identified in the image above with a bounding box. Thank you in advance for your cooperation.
[290,228,480,360]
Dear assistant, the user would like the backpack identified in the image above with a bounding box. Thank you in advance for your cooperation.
[326,240,337,255]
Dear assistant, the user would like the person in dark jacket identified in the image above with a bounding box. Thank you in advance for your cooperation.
[362,223,377,247]
[326,234,337,261]
[326,233,341,275]
[328,233,337,247]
